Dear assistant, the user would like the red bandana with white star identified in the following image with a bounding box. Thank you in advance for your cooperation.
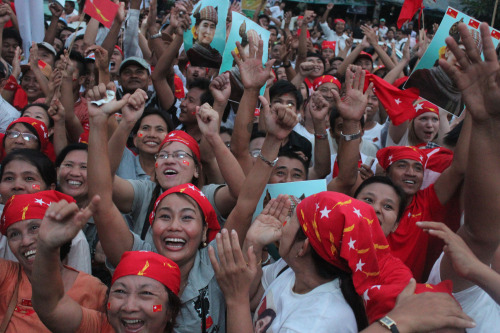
[296,191,452,322]
[8,117,50,155]
[413,100,439,119]
[149,183,220,242]
[376,146,427,170]
[159,130,200,162]
[112,251,181,295]
[0,190,75,234]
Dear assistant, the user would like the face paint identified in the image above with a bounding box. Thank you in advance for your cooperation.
[138,132,144,137]
[153,304,162,312]
[155,162,159,168]
[32,184,41,190]
[107,302,111,310]
[182,160,190,166]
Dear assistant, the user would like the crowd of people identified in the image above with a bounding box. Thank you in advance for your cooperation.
[0,0,499,332]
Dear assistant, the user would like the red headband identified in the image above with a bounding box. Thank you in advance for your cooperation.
[149,183,220,242]
[376,146,427,170]
[334,18,345,24]
[174,75,185,99]
[413,100,439,119]
[8,117,50,155]
[114,45,124,58]
[0,191,75,234]
[357,51,373,62]
[296,192,452,322]
[112,251,181,295]
[160,130,200,162]
[321,41,336,51]
[312,75,341,91]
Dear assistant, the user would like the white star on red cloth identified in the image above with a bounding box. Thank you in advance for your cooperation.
[388,155,393,162]
[348,238,356,250]
[198,191,205,197]
[363,289,370,302]
[353,207,362,218]
[34,198,47,206]
[315,203,320,211]
[394,98,402,105]
[414,103,424,112]
[188,184,196,191]
[168,133,176,137]
[356,259,365,272]
[40,124,45,131]
[320,206,331,218]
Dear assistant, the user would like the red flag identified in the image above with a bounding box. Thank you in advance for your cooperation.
[397,0,423,29]
[492,30,500,40]
[84,0,119,28]
[468,19,479,29]
[446,8,458,19]
[364,73,420,126]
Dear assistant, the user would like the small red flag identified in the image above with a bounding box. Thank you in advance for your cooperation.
[84,0,119,29]
[446,8,459,18]
[397,0,423,29]
[492,30,500,40]
[468,19,479,29]
[153,304,162,312]
[364,73,420,126]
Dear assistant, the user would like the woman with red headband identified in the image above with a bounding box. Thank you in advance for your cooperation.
[0,191,107,332]
[29,195,181,333]
[86,71,297,332]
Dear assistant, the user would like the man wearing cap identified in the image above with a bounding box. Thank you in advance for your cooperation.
[36,42,57,67]
[319,3,349,56]
[378,18,389,39]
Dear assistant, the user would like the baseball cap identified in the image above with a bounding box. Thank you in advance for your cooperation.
[37,42,57,56]
[119,57,151,75]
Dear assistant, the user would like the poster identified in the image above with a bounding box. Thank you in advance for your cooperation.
[405,7,500,116]
[183,0,229,69]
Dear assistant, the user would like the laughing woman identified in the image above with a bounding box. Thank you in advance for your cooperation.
[29,196,181,333]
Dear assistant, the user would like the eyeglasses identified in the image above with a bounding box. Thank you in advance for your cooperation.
[155,151,194,161]
[6,130,38,142]
[250,149,261,158]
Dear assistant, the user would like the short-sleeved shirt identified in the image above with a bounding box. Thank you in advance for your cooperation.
[0,260,107,332]
[128,180,224,246]
[387,184,446,281]
[255,259,358,333]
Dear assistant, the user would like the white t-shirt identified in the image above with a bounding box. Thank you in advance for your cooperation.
[325,152,378,184]
[254,259,358,333]
[363,122,384,149]
[427,253,500,333]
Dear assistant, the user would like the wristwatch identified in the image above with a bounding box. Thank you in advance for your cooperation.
[149,32,162,40]
[340,129,362,141]
[257,151,279,167]
[378,316,399,333]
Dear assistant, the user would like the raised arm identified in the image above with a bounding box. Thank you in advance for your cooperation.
[32,198,98,333]
[383,40,410,84]
[361,24,395,71]
[230,39,275,175]
[327,68,371,194]
[307,92,331,179]
[432,23,500,292]
[337,37,370,78]
[87,83,138,266]
[48,98,68,157]
[101,1,125,61]
[44,2,62,44]
[123,0,143,58]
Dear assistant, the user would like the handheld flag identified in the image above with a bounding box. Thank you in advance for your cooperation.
[83,0,119,28]
[397,0,423,29]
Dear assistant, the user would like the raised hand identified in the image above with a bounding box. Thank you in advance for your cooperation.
[114,0,126,25]
[49,2,63,18]
[361,24,378,45]
[196,103,220,140]
[326,3,334,10]
[208,229,258,303]
[246,197,290,247]
[233,37,275,91]
[121,88,148,125]
[439,22,500,123]
[298,61,315,77]
[262,96,298,140]
[11,46,21,78]
[29,42,39,69]
[87,82,129,119]
[48,98,66,123]
[332,67,371,121]
[209,72,231,104]
[0,4,10,25]
[38,196,100,250]
[86,45,109,73]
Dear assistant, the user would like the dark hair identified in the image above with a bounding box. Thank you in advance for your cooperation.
[295,227,368,330]
[353,176,407,224]
[277,150,310,178]
[21,103,54,129]
[269,80,303,110]
[0,149,57,188]
[220,126,233,136]
[329,56,344,66]
[3,27,22,48]
[131,108,175,136]
[443,120,463,148]
[70,50,86,77]
[268,26,278,35]
[55,143,88,168]
[187,78,213,106]
[329,105,365,130]
[165,288,181,333]
[256,308,276,331]
[0,61,6,80]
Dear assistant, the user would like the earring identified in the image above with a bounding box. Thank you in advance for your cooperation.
[202,241,207,247]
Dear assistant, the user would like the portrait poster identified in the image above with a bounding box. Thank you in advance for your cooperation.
[405,7,500,117]
[252,179,327,220]
[221,11,270,95]
[183,0,229,69]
